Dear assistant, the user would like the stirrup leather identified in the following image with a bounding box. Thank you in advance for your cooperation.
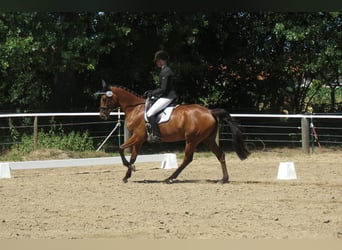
[146,122,153,135]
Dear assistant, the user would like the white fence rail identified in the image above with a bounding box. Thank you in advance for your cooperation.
[232,114,342,119]
[1,112,342,153]
[1,112,340,119]
[0,112,124,150]
[0,112,124,118]
[230,113,342,153]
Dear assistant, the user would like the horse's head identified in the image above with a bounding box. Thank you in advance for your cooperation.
[99,90,119,120]
[96,80,146,120]
[96,81,119,120]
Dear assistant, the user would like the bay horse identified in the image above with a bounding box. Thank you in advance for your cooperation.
[98,84,250,184]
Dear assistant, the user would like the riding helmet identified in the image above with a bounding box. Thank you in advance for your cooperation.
[154,50,169,61]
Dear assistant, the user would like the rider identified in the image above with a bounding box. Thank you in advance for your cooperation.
[144,50,177,143]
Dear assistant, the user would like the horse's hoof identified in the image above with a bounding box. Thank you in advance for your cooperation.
[164,178,174,184]
[122,178,128,183]
[217,179,230,184]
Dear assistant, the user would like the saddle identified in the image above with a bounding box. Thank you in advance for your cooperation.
[144,96,178,124]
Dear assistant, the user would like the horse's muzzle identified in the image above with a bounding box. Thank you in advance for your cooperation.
[100,114,109,120]
[99,107,110,120]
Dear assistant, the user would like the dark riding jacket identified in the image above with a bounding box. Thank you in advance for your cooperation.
[150,65,177,99]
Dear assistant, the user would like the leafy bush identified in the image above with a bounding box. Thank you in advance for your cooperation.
[16,128,94,153]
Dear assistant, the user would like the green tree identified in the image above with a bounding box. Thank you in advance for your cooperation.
[272,12,342,112]
[0,12,341,114]
[0,13,49,112]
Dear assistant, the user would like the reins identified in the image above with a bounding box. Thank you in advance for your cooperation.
[124,102,145,109]
[111,86,145,112]
[101,102,145,113]
[98,84,146,114]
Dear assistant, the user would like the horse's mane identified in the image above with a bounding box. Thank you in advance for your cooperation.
[111,85,144,98]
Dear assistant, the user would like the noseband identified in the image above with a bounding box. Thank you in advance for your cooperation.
[100,106,111,113]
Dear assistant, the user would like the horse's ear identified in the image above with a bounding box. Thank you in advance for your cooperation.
[102,79,107,90]
[94,91,104,96]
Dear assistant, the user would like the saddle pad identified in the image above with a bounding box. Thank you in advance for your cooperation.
[144,106,178,124]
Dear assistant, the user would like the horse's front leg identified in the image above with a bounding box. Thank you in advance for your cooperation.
[119,147,133,183]
[119,136,143,183]
[118,147,135,171]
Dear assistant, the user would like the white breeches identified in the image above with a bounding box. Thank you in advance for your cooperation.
[146,98,174,118]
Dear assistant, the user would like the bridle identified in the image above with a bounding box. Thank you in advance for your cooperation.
[96,90,114,117]
[97,90,145,115]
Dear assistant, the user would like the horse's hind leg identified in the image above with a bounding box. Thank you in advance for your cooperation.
[203,136,229,183]
[165,142,196,184]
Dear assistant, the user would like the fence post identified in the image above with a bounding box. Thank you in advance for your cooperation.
[33,116,38,150]
[301,117,310,154]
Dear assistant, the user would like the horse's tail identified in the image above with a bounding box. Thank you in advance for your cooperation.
[211,108,250,160]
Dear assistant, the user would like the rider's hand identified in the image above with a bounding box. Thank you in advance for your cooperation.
[143,90,152,98]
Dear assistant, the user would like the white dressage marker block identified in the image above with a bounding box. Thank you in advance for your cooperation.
[277,162,297,180]
[160,153,178,169]
[0,163,11,179]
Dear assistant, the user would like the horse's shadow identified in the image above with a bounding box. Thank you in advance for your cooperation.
[133,179,217,184]
[132,179,263,184]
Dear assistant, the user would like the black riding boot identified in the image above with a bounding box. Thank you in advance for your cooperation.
[146,116,161,143]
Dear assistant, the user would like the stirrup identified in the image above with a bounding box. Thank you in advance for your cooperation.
[146,122,161,143]
[147,134,161,143]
